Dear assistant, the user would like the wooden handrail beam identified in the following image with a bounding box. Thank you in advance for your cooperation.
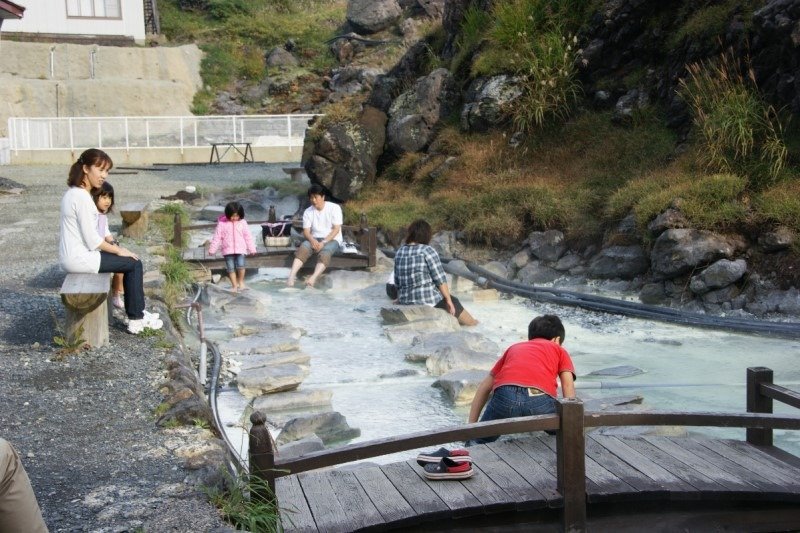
[760,383,800,410]
[271,414,559,477]
[584,411,800,429]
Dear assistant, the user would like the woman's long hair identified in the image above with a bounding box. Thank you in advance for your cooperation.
[67,148,113,187]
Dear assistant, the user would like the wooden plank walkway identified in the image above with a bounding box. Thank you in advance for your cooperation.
[275,434,800,532]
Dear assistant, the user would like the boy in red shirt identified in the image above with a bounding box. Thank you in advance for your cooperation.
[467,314,576,444]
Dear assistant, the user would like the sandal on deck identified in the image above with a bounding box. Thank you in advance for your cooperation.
[422,457,474,480]
[416,447,472,466]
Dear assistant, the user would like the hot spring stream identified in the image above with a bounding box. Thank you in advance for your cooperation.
[208,267,800,466]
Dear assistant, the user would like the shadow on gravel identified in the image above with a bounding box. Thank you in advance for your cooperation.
[26,264,66,289]
[0,287,62,346]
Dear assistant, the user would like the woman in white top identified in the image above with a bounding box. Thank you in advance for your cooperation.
[59,148,162,334]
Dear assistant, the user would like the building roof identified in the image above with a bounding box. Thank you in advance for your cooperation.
[0,0,25,20]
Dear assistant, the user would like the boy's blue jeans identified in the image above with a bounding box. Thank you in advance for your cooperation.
[467,385,556,445]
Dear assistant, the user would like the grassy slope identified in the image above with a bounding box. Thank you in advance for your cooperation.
[159,0,347,113]
[161,0,800,255]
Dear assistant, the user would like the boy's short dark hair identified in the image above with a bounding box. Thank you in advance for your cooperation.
[528,314,565,342]
[307,183,326,198]
[405,219,432,245]
[224,201,245,219]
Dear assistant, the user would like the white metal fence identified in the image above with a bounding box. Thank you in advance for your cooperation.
[7,114,320,152]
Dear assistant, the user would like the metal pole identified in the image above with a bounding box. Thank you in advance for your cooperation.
[287,115,292,153]
[747,367,773,446]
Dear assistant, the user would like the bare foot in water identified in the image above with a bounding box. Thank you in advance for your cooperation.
[305,276,317,288]
[286,277,295,287]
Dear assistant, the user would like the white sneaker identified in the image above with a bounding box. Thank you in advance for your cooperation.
[143,310,160,321]
[143,315,163,329]
[127,317,163,334]
[127,319,145,334]
[112,294,124,309]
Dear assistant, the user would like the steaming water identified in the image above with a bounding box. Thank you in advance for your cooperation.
[215,268,800,465]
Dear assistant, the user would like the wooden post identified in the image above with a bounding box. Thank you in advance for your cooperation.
[173,212,182,249]
[249,411,276,502]
[557,398,586,533]
[119,203,149,239]
[747,366,773,446]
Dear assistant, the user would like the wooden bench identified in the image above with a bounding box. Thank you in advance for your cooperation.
[119,202,149,239]
[282,167,306,182]
[210,142,254,163]
[60,273,112,348]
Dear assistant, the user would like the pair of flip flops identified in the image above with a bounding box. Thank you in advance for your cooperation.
[416,447,474,480]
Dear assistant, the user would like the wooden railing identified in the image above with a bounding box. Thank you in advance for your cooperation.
[248,367,800,531]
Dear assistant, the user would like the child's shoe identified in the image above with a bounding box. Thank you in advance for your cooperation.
[111,294,124,309]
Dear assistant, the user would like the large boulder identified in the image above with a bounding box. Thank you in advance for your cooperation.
[278,435,326,459]
[253,389,333,412]
[346,0,402,33]
[515,261,561,285]
[689,259,747,295]
[381,305,451,324]
[386,68,457,156]
[527,230,567,262]
[588,245,650,280]
[648,208,688,237]
[425,345,498,376]
[418,0,446,18]
[460,75,523,133]
[277,411,361,445]
[432,369,487,404]
[217,332,301,356]
[759,226,794,252]
[236,363,310,398]
[303,106,386,201]
[233,351,310,373]
[404,331,499,363]
[650,229,737,280]
[265,46,298,68]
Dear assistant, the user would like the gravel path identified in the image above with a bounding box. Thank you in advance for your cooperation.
[0,162,290,532]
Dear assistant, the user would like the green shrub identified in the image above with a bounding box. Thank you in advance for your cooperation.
[205,0,251,20]
[162,246,193,286]
[679,51,789,187]
[470,0,589,131]
[451,6,491,73]
[609,172,748,231]
[509,29,582,132]
[668,0,760,50]
[754,181,800,232]
[206,474,280,532]
[200,42,238,89]
[679,173,748,229]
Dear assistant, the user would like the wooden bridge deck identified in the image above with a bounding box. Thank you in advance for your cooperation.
[182,245,373,271]
[275,434,800,532]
